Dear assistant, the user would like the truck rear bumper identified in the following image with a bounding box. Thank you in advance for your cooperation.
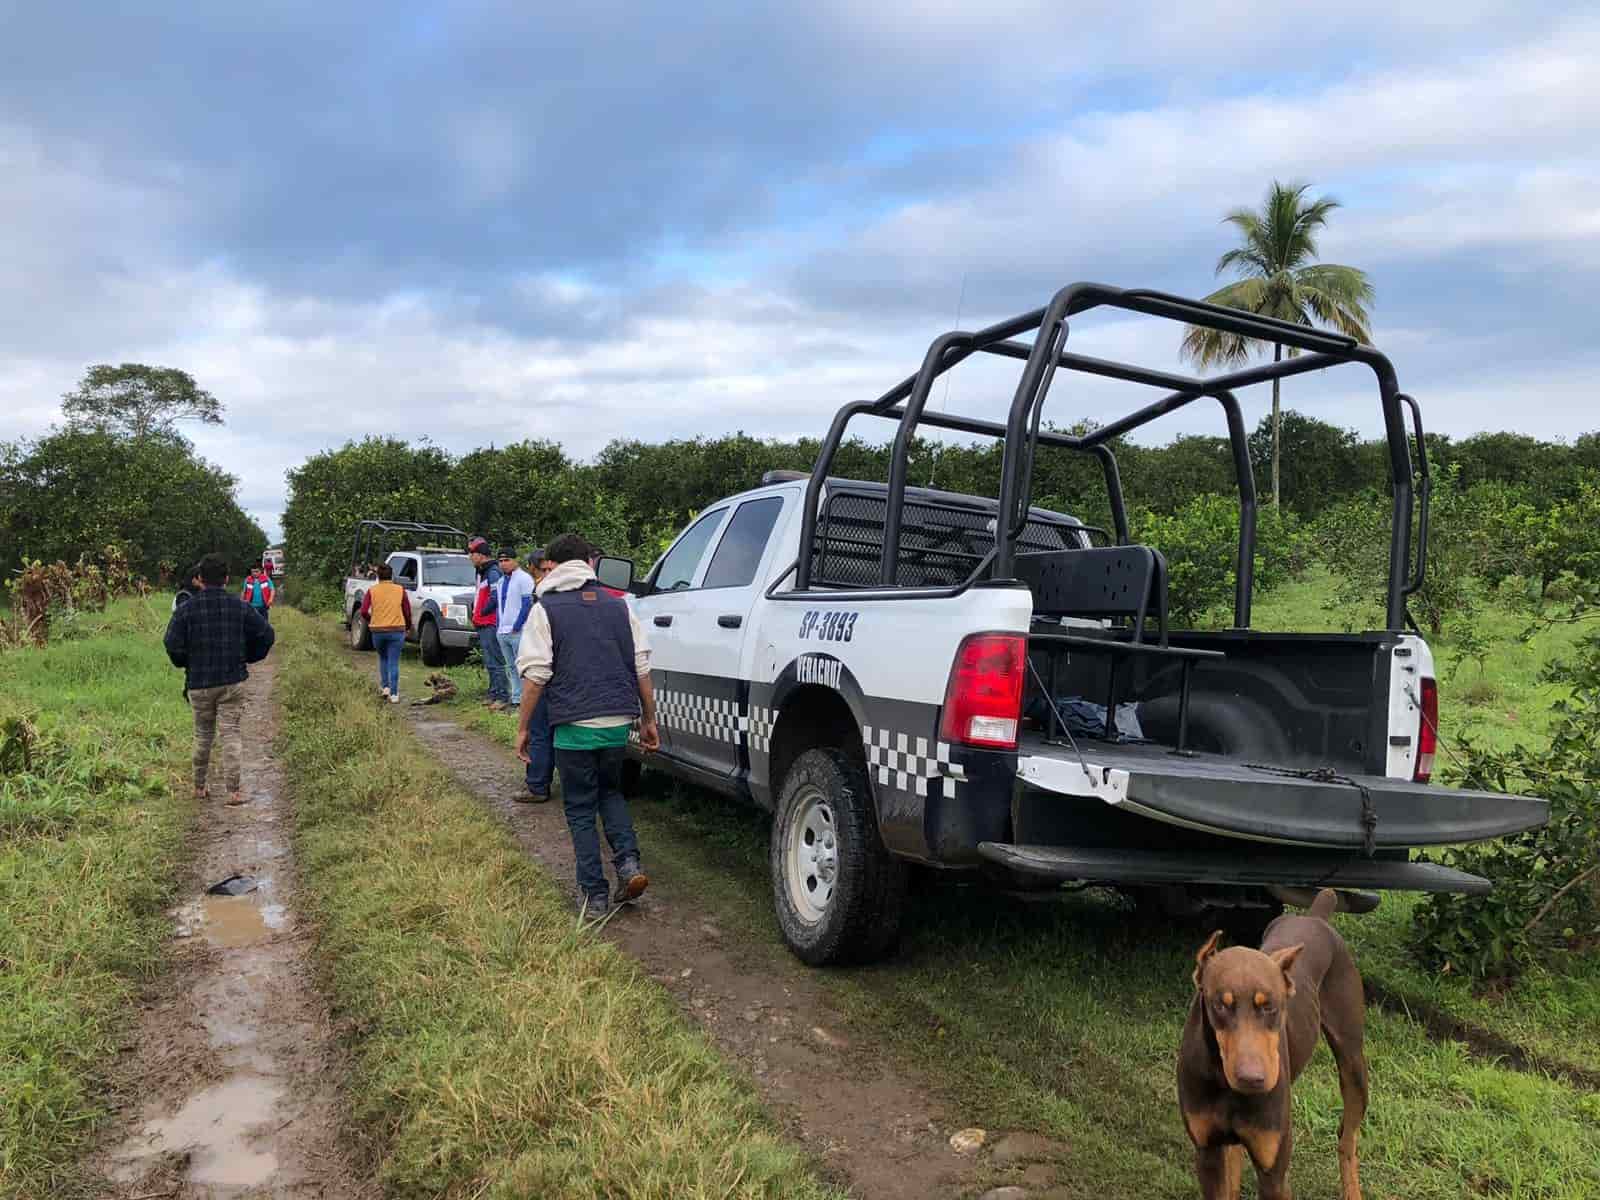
[976,843,1491,895]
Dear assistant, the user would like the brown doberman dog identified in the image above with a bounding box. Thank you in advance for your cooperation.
[1177,888,1368,1200]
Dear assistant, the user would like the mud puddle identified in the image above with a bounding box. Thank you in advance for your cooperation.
[95,661,368,1199]
[404,705,985,1200]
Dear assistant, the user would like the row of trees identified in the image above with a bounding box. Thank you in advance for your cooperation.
[281,422,1593,592]
[1,366,265,584]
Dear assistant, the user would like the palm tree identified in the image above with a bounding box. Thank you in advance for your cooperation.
[1179,181,1374,507]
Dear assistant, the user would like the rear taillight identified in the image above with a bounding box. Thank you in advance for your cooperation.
[1414,677,1438,783]
[939,633,1026,750]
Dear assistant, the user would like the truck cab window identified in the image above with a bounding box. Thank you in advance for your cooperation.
[652,508,726,591]
[702,497,785,589]
[393,557,418,587]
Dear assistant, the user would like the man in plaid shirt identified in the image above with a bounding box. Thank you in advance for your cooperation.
[164,553,275,805]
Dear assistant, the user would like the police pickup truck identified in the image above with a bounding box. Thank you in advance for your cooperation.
[604,283,1547,966]
[343,520,478,667]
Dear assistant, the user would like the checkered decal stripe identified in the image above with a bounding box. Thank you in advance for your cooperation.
[655,687,745,744]
[861,725,967,797]
[747,704,775,754]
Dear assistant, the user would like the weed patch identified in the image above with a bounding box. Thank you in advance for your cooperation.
[0,597,193,1199]
[273,608,835,1199]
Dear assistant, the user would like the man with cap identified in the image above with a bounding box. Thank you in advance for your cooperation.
[468,537,508,710]
[494,547,536,710]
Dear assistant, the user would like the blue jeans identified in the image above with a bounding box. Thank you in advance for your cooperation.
[497,631,523,705]
[373,631,404,695]
[523,693,554,797]
[477,626,507,702]
[555,745,640,900]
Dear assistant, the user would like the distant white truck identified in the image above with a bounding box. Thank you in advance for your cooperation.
[342,520,478,667]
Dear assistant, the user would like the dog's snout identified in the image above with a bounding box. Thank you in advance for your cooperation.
[1232,1061,1270,1091]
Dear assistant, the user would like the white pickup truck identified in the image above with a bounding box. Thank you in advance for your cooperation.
[342,520,478,667]
[609,282,1547,967]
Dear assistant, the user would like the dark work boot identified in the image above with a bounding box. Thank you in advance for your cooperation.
[612,857,648,905]
[582,891,610,920]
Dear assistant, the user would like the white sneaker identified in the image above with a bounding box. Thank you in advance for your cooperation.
[389,693,400,704]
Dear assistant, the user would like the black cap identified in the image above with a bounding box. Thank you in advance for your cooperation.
[496,547,518,560]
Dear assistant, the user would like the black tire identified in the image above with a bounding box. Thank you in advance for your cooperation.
[770,746,908,965]
[419,618,443,666]
[349,606,373,652]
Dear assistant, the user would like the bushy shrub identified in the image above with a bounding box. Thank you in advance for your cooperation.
[1411,626,1600,980]
[1131,494,1312,626]
[275,574,343,616]
[1314,463,1484,636]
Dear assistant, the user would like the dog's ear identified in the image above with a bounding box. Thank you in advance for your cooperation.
[1270,943,1304,997]
[1192,930,1224,989]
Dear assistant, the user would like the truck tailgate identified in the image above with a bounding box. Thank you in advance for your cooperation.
[1016,734,1548,851]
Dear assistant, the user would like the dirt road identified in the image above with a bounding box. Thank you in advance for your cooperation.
[404,708,992,1200]
[94,662,369,1199]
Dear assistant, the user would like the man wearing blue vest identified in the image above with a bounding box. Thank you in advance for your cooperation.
[514,532,659,917]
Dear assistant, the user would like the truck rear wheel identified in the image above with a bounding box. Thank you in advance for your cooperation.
[349,608,372,652]
[770,747,908,965]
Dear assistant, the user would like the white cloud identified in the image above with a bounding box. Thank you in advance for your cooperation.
[3,8,1599,549]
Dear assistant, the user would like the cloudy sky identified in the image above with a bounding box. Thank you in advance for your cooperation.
[3,2,1596,541]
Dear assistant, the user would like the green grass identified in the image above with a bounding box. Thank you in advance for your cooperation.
[613,783,1600,1200]
[273,608,838,1200]
[334,595,1600,1199]
[0,597,194,1200]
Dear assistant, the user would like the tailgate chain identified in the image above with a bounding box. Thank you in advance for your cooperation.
[1243,763,1379,858]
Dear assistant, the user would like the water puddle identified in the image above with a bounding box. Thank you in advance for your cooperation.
[174,886,289,947]
[112,1075,286,1189]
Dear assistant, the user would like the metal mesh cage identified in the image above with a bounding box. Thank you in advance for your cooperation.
[811,490,1081,588]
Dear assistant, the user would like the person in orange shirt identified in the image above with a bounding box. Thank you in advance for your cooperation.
[358,562,413,702]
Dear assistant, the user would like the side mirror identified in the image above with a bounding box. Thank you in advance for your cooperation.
[595,555,634,593]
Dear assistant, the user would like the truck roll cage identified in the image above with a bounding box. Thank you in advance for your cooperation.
[793,282,1429,632]
[349,520,468,576]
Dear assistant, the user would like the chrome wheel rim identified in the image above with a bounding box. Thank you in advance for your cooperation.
[785,784,838,923]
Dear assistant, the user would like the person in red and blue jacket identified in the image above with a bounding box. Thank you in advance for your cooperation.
[468,537,508,709]
[241,564,275,623]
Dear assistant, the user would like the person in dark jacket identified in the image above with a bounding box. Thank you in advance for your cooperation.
[514,533,659,917]
[163,553,274,804]
[468,537,508,710]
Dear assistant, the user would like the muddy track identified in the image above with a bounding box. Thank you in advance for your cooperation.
[93,661,370,1199]
[401,704,987,1200]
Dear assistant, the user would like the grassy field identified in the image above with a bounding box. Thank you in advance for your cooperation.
[272,608,838,1200]
[0,598,194,1200]
[338,579,1600,1198]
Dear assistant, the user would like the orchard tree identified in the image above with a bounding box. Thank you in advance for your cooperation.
[62,364,224,439]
